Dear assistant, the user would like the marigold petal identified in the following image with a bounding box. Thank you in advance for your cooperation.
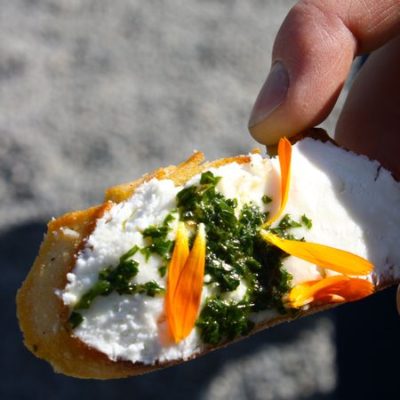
[288,275,346,307]
[168,224,206,343]
[287,275,374,308]
[314,277,374,303]
[265,137,292,226]
[261,231,374,276]
[166,222,189,339]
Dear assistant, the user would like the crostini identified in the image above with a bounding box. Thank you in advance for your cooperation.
[17,130,400,379]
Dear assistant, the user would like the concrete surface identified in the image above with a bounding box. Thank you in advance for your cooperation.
[1,1,398,399]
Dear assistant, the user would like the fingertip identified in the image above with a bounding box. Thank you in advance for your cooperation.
[248,61,297,145]
[248,62,289,129]
[248,113,300,145]
[248,89,314,145]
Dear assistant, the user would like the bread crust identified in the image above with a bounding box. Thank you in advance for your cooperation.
[16,130,398,379]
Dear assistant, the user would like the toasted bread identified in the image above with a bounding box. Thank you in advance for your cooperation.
[17,130,400,379]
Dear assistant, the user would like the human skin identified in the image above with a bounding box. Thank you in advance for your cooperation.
[248,0,400,311]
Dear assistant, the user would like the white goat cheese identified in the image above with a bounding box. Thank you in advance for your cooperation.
[62,138,400,365]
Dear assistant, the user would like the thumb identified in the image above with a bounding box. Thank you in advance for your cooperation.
[248,0,400,145]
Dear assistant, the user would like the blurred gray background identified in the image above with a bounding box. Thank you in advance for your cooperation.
[1,1,398,399]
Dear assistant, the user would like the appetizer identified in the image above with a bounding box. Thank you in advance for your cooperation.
[17,131,400,378]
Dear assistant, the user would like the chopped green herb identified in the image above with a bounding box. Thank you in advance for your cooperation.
[69,311,83,329]
[277,214,302,229]
[71,245,148,327]
[206,255,241,291]
[99,260,139,295]
[176,172,295,344]
[140,247,152,261]
[163,213,175,226]
[177,171,237,227]
[249,239,292,313]
[158,265,167,278]
[270,214,302,239]
[120,245,139,262]
[70,240,167,322]
[75,280,112,310]
[136,281,165,297]
[200,171,222,185]
[301,214,312,229]
[142,213,175,260]
[262,194,272,204]
[143,225,169,239]
[150,239,173,259]
[196,298,254,345]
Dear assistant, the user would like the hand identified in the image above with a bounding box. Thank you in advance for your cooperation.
[248,0,400,313]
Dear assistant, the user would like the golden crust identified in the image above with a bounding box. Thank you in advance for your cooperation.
[16,130,397,379]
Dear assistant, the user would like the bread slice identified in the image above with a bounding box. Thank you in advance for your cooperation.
[16,130,400,379]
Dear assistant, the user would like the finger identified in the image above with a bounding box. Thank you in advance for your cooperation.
[248,0,400,145]
[335,35,400,179]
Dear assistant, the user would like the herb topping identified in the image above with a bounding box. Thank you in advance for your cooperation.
[176,171,304,344]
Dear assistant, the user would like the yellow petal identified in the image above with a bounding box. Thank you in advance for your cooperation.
[167,224,206,343]
[287,275,374,308]
[265,137,292,226]
[261,231,373,275]
[166,222,189,339]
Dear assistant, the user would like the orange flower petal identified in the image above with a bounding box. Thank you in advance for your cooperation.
[287,275,374,308]
[166,222,190,339]
[314,277,374,303]
[265,137,292,226]
[261,231,374,276]
[288,275,345,307]
[167,224,206,343]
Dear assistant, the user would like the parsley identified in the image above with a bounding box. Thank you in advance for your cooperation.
[69,245,164,328]
[196,298,254,345]
[262,194,272,204]
[142,213,175,261]
[301,214,312,229]
[176,172,294,345]
[136,281,165,297]
[69,312,83,329]
[74,280,112,310]
[158,265,167,278]
[270,214,302,239]
[200,171,222,185]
